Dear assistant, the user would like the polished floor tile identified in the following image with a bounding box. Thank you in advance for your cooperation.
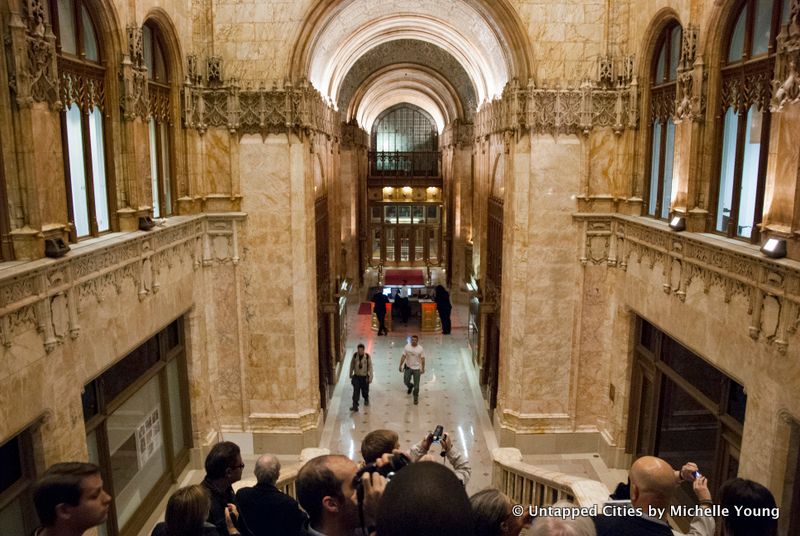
[320,302,497,495]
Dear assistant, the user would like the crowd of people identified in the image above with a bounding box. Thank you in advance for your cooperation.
[30,431,781,536]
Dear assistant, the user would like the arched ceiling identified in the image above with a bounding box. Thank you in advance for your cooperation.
[300,0,526,107]
[337,40,477,121]
[351,66,464,133]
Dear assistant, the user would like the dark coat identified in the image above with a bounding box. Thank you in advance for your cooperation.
[202,478,236,536]
[150,521,219,536]
[372,292,388,313]
[593,515,674,536]
[235,482,307,536]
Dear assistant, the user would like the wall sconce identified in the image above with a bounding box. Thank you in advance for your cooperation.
[760,238,787,259]
[669,216,686,232]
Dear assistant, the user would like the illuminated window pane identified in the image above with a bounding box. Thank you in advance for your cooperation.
[752,0,775,56]
[160,122,172,216]
[648,121,661,216]
[89,107,109,232]
[716,109,739,233]
[149,119,160,218]
[661,119,676,220]
[737,107,763,239]
[66,104,89,237]
[728,7,747,62]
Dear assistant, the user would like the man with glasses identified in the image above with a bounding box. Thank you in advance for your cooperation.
[203,441,245,536]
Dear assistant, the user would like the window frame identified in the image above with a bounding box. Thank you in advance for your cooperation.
[143,20,175,219]
[50,0,117,241]
[82,318,191,536]
[644,21,681,221]
[0,429,38,534]
[0,133,12,261]
[711,0,785,243]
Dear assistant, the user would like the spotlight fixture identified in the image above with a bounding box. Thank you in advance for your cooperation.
[760,238,787,259]
[668,216,686,232]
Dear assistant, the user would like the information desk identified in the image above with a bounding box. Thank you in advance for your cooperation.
[370,296,441,333]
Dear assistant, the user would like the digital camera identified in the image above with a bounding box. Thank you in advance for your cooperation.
[431,425,444,443]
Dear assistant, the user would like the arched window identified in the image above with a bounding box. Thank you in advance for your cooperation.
[50,0,114,239]
[714,0,789,241]
[143,21,173,218]
[646,22,681,220]
[370,105,438,176]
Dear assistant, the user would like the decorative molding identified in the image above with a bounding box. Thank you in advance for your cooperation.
[340,120,368,149]
[120,25,149,120]
[475,57,639,138]
[441,120,474,149]
[5,1,60,108]
[575,214,800,354]
[183,65,341,138]
[771,2,800,112]
[675,25,705,122]
[0,214,245,353]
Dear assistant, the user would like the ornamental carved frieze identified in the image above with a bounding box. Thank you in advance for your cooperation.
[675,25,705,122]
[475,56,639,138]
[721,67,773,113]
[5,0,60,108]
[575,214,800,354]
[183,62,342,138]
[0,215,239,354]
[771,0,800,111]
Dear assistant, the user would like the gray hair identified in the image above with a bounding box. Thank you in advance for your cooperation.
[529,501,596,536]
[254,454,281,485]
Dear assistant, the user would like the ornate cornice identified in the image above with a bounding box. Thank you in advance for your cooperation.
[475,57,639,138]
[0,214,245,353]
[120,24,149,121]
[183,56,341,139]
[575,214,800,354]
[441,120,474,149]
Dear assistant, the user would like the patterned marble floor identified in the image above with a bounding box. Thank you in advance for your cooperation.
[319,301,498,495]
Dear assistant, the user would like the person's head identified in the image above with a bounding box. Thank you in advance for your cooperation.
[254,454,281,486]
[357,343,365,355]
[296,455,359,531]
[628,456,676,510]
[718,478,778,536]
[377,461,474,536]
[33,462,112,531]
[204,441,243,484]
[470,488,530,536]
[361,429,400,464]
[528,501,595,536]
[164,485,211,536]
[410,335,419,346]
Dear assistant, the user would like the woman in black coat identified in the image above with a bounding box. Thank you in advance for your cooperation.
[434,285,452,334]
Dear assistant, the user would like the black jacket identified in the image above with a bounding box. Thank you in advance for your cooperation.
[593,514,673,536]
[202,477,236,536]
[235,482,308,536]
[372,292,388,313]
[150,521,219,536]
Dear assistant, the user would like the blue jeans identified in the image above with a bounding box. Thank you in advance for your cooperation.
[404,367,421,401]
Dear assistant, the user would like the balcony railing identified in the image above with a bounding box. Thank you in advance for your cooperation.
[492,448,610,508]
[368,151,440,179]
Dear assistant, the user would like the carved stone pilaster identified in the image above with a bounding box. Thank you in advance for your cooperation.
[771,1,800,112]
[119,25,148,121]
[5,0,60,109]
[675,25,705,122]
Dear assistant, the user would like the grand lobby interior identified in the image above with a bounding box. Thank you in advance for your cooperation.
[1,0,800,534]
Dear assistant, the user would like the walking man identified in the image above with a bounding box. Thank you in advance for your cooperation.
[399,335,425,405]
[349,343,373,412]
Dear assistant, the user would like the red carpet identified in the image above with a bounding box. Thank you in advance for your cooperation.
[385,269,424,286]
[358,302,373,315]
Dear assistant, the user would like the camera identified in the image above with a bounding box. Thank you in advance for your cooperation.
[431,425,444,443]
[354,452,410,501]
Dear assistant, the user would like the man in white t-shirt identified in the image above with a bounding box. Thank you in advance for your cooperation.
[399,335,425,405]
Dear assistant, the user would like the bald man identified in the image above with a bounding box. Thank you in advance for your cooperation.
[593,456,714,536]
[235,454,307,536]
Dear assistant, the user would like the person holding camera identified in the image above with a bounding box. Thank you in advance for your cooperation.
[399,335,425,405]
[349,343,373,412]
[409,428,472,486]
[296,455,386,536]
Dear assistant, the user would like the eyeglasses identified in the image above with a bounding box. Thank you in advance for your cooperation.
[231,463,245,470]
